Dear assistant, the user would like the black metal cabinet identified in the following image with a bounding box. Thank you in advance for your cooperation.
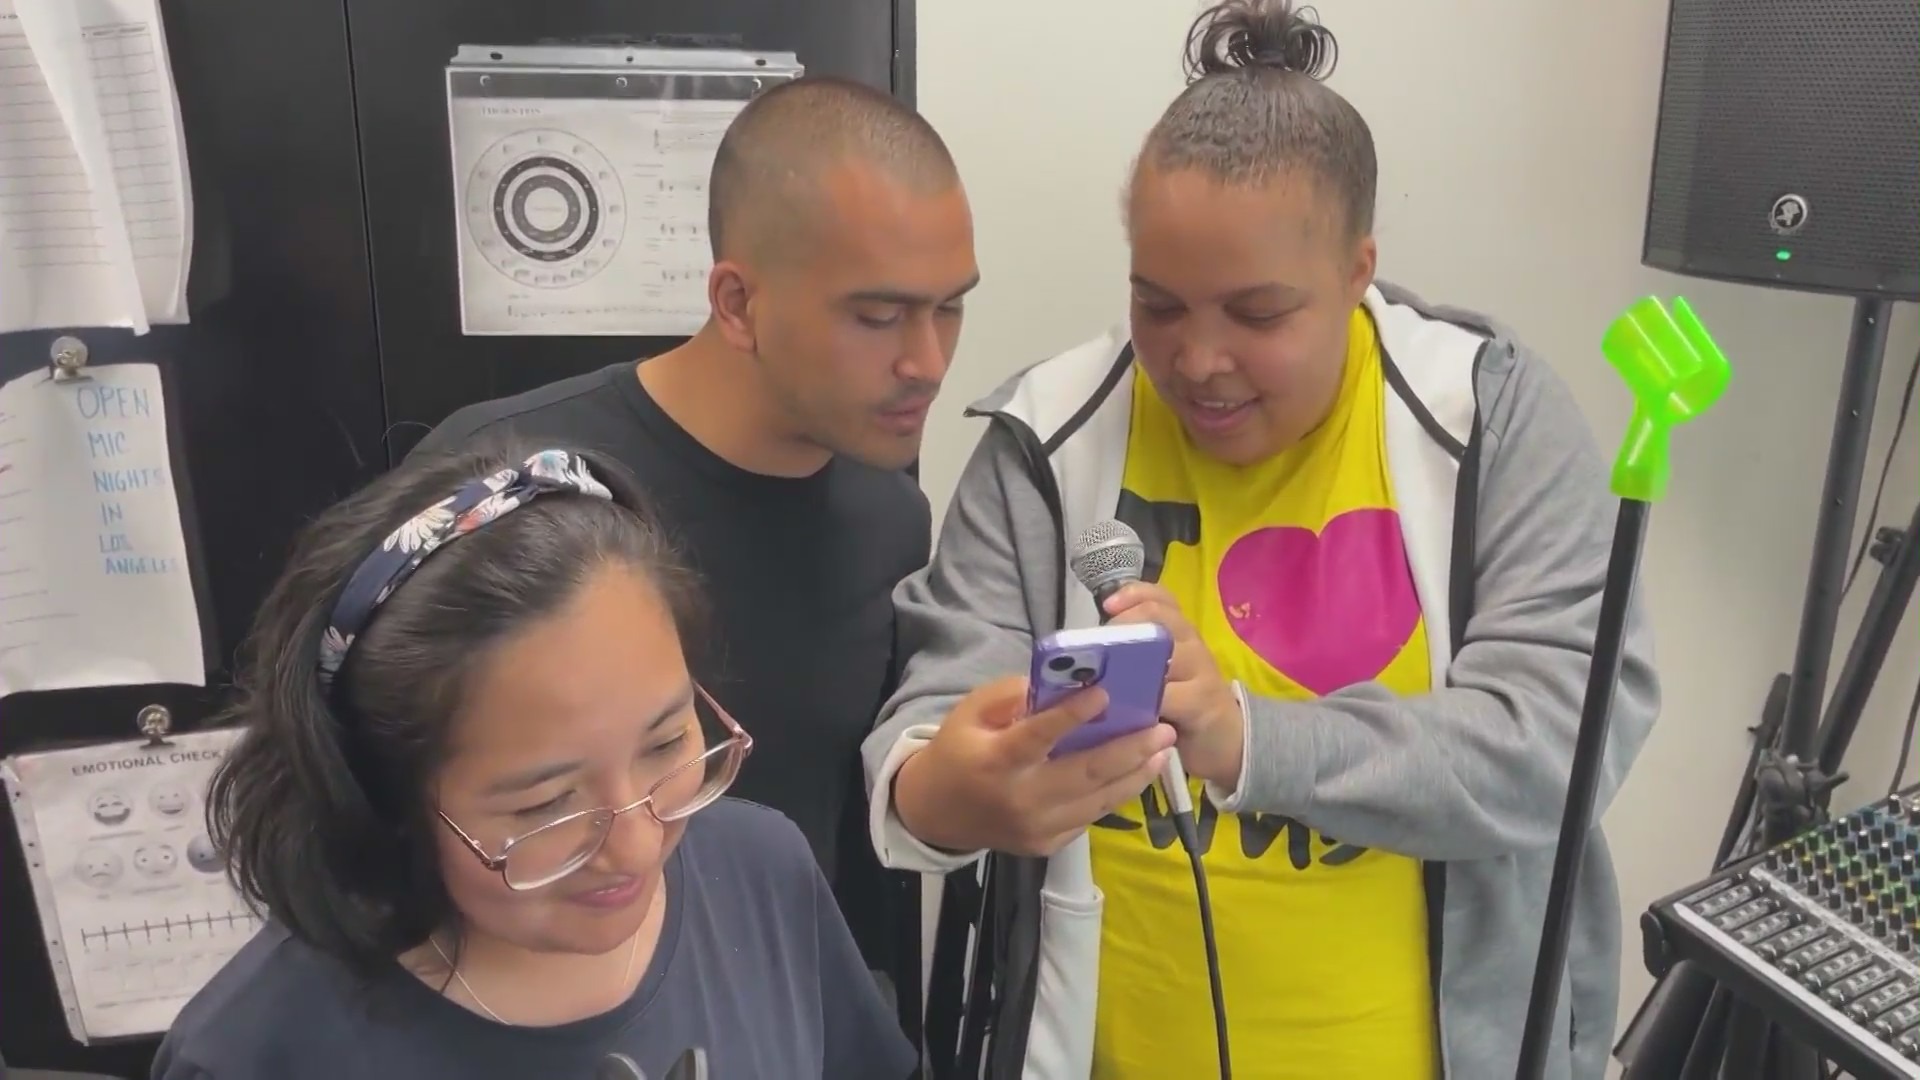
[0,0,382,1072]
[0,1,910,1073]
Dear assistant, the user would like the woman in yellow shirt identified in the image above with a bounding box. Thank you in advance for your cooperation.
[869,2,1659,1077]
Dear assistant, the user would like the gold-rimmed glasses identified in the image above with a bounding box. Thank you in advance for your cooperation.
[438,685,752,891]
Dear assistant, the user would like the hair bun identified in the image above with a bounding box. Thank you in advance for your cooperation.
[1185,0,1339,83]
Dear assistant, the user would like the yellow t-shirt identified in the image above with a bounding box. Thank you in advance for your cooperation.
[1088,309,1439,1079]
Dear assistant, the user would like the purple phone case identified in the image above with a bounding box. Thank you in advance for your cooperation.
[1028,624,1174,758]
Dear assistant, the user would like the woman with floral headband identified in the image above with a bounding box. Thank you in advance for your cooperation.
[153,440,914,1080]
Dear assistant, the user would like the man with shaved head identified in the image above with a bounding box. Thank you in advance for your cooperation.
[412,75,976,1032]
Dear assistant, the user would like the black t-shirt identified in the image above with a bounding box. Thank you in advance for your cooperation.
[406,362,929,964]
[151,800,916,1080]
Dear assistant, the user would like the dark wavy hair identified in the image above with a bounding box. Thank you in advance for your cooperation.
[1140,0,1377,237]
[204,435,704,978]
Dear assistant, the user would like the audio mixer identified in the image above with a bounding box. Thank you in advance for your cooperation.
[1646,788,1920,1079]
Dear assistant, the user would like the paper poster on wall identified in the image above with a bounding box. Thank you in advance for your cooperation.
[446,43,801,337]
[2,727,256,1042]
[0,0,194,334]
[0,362,205,696]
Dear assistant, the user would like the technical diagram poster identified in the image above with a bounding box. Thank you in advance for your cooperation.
[446,44,801,336]
[2,727,255,1042]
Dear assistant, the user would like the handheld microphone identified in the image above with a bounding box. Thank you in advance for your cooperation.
[1069,519,1232,1079]
[1068,520,1196,824]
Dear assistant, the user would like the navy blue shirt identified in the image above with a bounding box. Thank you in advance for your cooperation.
[152,800,916,1080]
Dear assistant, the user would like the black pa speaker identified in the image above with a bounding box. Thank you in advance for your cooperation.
[1643,0,1920,300]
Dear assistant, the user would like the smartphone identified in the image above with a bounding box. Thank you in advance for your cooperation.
[1028,623,1174,758]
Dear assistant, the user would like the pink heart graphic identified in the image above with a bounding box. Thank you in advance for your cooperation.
[1216,508,1421,695]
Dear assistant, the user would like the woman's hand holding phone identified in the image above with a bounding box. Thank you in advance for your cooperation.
[1102,582,1246,790]
[893,675,1177,858]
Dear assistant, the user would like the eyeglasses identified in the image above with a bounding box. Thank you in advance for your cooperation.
[439,685,752,891]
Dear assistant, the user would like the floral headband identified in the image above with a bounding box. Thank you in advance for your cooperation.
[316,449,613,693]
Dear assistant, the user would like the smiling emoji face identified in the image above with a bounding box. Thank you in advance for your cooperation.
[88,790,132,826]
[148,784,191,817]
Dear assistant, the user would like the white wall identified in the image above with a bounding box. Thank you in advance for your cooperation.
[915,0,1920,1055]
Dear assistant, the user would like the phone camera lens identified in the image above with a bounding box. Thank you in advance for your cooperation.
[1046,655,1076,673]
[1069,666,1097,684]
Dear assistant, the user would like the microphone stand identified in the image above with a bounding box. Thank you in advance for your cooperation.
[1513,297,1732,1080]
[1614,299,1907,1080]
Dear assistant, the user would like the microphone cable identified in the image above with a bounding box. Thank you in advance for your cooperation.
[1070,518,1232,1078]
[1160,755,1232,1080]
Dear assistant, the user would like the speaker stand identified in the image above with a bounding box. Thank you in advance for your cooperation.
[1616,296,1901,1079]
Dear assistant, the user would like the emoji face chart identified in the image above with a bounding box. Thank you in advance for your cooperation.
[1,729,257,1041]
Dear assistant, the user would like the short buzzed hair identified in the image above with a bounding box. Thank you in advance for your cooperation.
[707,76,959,262]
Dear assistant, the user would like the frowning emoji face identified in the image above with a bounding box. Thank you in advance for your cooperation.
[88,791,132,826]
[74,846,122,888]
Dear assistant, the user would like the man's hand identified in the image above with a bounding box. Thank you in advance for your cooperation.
[893,675,1176,857]
[1103,582,1246,789]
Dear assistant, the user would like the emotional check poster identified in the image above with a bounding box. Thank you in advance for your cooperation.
[1,728,258,1041]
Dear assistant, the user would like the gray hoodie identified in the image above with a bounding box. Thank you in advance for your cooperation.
[863,283,1660,1079]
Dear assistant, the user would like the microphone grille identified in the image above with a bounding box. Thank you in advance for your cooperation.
[1069,519,1145,592]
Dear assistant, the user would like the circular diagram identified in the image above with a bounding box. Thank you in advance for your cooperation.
[465,129,625,289]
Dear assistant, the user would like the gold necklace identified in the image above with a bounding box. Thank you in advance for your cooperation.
[431,931,641,1025]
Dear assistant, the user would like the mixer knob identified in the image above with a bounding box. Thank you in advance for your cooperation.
[1844,838,1860,857]
[1900,931,1915,953]
[1873,916,1891,938]
[1844,883,1861,903]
